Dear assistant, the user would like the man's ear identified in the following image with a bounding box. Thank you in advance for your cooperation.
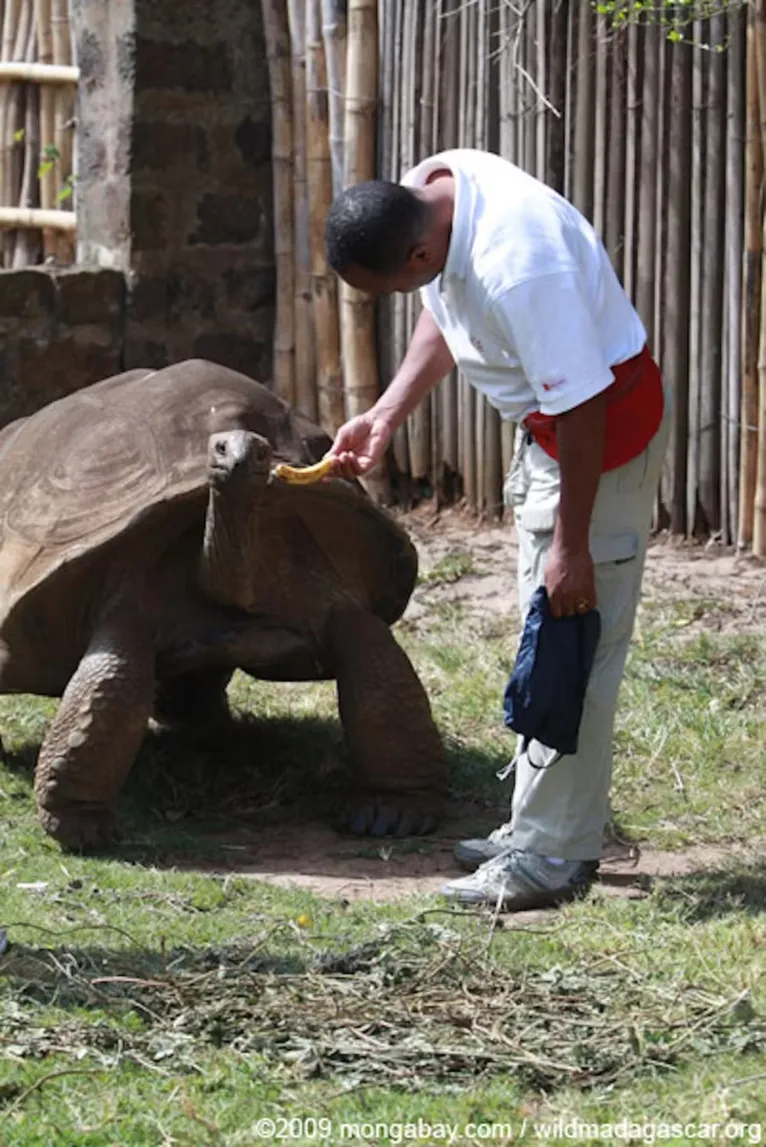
[407,243,430,269]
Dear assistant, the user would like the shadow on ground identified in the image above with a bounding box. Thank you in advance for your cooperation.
[1,712,509,890]
[4,717,762,911]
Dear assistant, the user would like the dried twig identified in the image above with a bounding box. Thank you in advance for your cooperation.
[2,1068,104,1117]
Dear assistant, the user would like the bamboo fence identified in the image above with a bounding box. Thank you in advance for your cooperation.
[0,0,77,266]
[261,0,766,554]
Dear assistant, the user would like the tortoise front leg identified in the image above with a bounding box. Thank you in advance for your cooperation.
[328,605,448,836]
[34,615,154,851]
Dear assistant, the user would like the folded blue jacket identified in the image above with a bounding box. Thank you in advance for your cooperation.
[503,586,601,757]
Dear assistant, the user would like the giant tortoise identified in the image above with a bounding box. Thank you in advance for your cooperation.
[0,359,447,849]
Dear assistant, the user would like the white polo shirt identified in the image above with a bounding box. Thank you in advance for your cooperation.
[401,149,647,421]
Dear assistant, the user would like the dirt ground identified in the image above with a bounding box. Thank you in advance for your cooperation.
[195,510,764,915]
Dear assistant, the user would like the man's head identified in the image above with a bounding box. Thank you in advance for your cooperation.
[324,179,451,295]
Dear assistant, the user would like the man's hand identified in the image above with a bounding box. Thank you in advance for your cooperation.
[547,385,608,619]
[545,541,596,619]
[330,412,394,477]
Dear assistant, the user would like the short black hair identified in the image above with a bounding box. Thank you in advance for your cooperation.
[324,180,429,275]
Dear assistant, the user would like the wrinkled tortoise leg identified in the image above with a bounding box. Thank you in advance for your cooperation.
[34,615,154,851]
[328,605,448,836]
[153,668,234,734]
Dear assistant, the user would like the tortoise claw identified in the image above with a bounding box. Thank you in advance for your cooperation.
[339,793,442,838]
[39,806,121,853]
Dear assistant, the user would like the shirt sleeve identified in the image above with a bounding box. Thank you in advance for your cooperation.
[488,270,615,416]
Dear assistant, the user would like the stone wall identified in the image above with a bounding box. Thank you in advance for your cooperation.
[0,0,276,424]
[71,0,276,382]
[0,268,125,426]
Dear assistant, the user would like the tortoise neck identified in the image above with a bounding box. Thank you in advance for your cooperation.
[198,482,260,610]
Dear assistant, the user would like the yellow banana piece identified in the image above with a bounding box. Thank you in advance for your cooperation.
[272,454,337,485]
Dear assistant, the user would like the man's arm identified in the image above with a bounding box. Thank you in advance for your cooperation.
[545,388,607,618]
[331,309,454,474]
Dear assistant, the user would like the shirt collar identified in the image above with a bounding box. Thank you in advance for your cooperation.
[401,154,473,282]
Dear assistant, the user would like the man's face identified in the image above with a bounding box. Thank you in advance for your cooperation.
[340,246,441,296]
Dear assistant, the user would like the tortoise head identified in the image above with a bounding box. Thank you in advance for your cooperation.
[207,430,273,490]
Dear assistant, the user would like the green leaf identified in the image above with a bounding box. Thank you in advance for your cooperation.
[42,143,60,162]
[13,128,25,143]
[37,160,55,179]
[55,183,74,204]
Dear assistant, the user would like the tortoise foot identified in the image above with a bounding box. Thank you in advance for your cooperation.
[339,792,442,838]
[38,805,120,852]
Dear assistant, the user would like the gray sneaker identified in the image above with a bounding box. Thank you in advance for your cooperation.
[453,821,514,870]
[441,850,599,911]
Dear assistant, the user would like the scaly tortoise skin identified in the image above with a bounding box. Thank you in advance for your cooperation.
[0,359,447,850]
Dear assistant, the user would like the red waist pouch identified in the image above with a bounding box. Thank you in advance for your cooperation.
[523,345,665,473]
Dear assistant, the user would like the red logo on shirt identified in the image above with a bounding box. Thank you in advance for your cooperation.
[541,378,565,392]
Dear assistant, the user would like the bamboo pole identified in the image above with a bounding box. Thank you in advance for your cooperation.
[606,29,626,281]
[389,0,409,479]
[50,0,73,261]
[521,8,534,177]
[1,0,23,265]
[286,0,317,421]
[545,0,566,193]
[306,0,344,434]
[651,30,668,532]
[321,0,346,198]
[401,0,420,480]
[341,0,380,421]
[262,0,295,403]
[739,3,762,549]
[398,0,417,490]
[593,15,607,239]
[4,2,32,267]
[534,0,545,183]
[408,0,434,481]
[636,26,659,349]
[699,13,726,535]
[0,204,75,228]
[0,1,23,221]
[475,0,487,512]
[573,1,594,220]
[439,0,459,482]
[34,0,55,259]
[662,36,692,536]
[430,0,444,501]
[563,0,576,200]
[654,34,668,381]
[687,18,705,535]
[623,22,641,301]
[457,0,476,510]
[0,60,77,80]
[375,0,395,403]
[498,0,511,161]
[1,0,22,62]
[725,6,745,544]
[753,0,766,555]
[342,0,391,501]
[11,71,40,267]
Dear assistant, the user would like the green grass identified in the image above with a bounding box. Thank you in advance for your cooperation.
[417,549,480,586]
[1,586,765,1144]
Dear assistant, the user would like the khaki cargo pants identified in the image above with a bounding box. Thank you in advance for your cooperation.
[503,390,671,861]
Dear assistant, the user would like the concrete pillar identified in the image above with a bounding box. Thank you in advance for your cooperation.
[71,0,276,379]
